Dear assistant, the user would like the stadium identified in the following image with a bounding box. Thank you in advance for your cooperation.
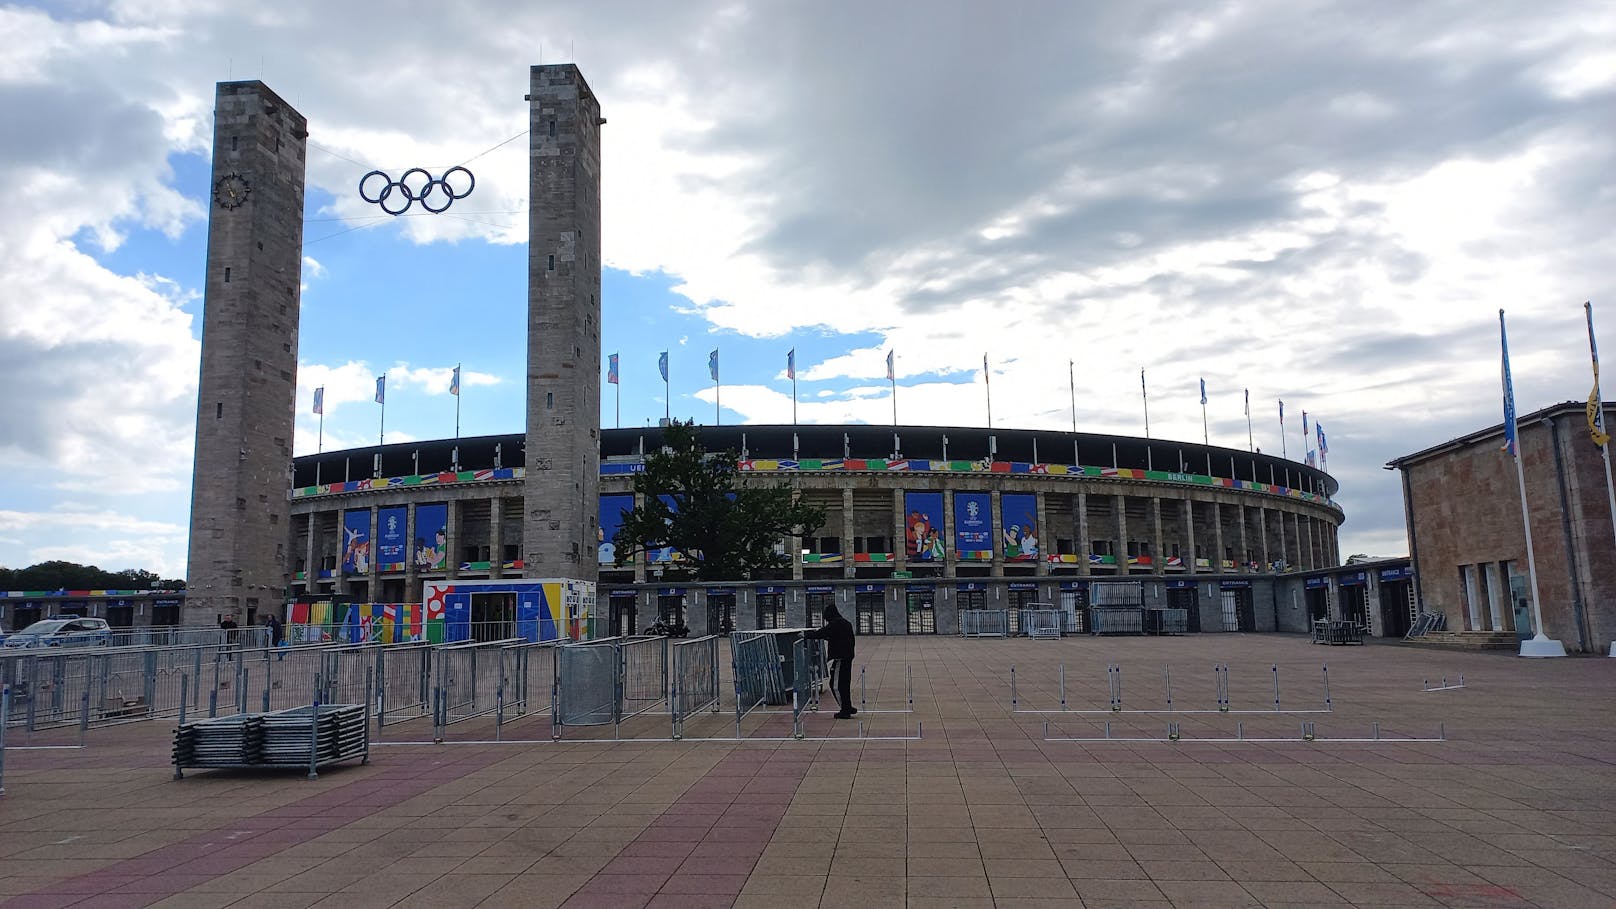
[283,422,1359,640]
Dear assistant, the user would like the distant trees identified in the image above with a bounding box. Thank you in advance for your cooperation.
[611,420,825,581]
[0,561,185,591]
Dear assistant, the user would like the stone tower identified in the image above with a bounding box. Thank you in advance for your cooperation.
[184,81,307,624]
[523,64,603,583]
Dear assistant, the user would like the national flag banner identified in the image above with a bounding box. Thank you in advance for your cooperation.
[374,375,385,404]
[1317,423,1328,454]
[658,350,669,383]
[1199,378,1207,405]
[1243,388,1249,416]
[786,348,795,380]
[708,349,719,382]
[1279,399,1285,423]
[607,353,619,385]
[1588,302,1610,447]
[450,365,461,396]
[1500,309,1519,457]
[886,350,894,382]
[313,386,324,415]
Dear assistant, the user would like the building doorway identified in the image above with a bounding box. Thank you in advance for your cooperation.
[855,590,885,634]
[470,592,515,642]
[906,589,936,634]
[706,593,735,636]
[1378,579,1414,637]
[1220,588,1255,631]
[1167,586,1200,632]
[610,596,637,637]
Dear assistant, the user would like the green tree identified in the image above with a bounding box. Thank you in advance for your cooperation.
[612,420,825,581]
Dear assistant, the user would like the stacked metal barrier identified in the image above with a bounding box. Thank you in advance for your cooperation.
[730,632,780,737]
[959,609,1011,637]
[670,635,721,739]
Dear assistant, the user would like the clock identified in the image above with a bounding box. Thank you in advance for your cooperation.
[214,172,251,209]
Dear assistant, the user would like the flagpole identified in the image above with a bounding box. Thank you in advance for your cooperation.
[318,410,324,454]
[1279,400,1287,459]
[889,352,897,427]
[455,363,461,440]
[378,375,385,447]
[715,348,720,426]
[1141,368,1150,438]
[1244,389,1253,452]
[1502,309,1563,657]
[984,354,993,429]
[792,373,798,426]
[1587,301,1616,554]
[1069,360,1076,434]
[616,379,621,430]
[1200,380,1208,445]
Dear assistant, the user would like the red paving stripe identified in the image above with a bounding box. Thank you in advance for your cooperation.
[560,751,811,909]
[4,746,509,907]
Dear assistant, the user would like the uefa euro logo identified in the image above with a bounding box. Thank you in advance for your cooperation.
[387,515,399,533]
[966,501,980,520]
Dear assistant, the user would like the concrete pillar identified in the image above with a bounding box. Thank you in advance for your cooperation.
[489,497,504,579]
[1035,492,1050,576]
[892,489,906,572]
[944,489,958,576]
[1258,507,1270,570]
[1183,499,1196,575]
[1276,506,1288,570]
[366,507,379,601]
[1115,494,1128,573]
[1076,491,1091,577]
[446,499,461,581]
[842,488,855,580]
[1212,501,1224,574]
[404,503,418,603]
[1150,497,1164,574]
[1237,504,1249,572]
[991,490,1004,574]
[303,514,316,595]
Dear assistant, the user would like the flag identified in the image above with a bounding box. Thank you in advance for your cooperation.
[374,375,385,404]
[1199,378,1207,406]
[886,350,894,382]
[450,365,461,396]
[1141,368,1147,395]
[708,349,719,382]
[607,353,619,385]
[1279,399,1285,423]
[1588,302,1610,447]
[658,351,668,383]
[312,386,324,415]
[1317,423,1328,454]
[985,353,990,374]
[1500,310,1518,457]
[1302,411,1309,436]
[786,348,795,380]
[1243,388,1249,416]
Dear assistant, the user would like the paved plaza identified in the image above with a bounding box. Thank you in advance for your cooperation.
[2,634,1614,908]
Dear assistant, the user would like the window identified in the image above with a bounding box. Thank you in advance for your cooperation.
[548,119,556,138]
[1091,540,1113,556]
[818,536,841,555]
[806,591,834,621]
[216,402,223,419]
[230,136,238,151]
[224,267,231,283]
[1458,564,1481,631]
[548,254,555,271]
[757,593,785,629]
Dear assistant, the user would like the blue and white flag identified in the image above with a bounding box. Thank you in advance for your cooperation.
[658,350,669,383]
[449,365,461,396]
[708,349,719,382]
[312,386,324,415]
[1199,378,1207,406]
[886,350,895,381]
[1500,310,1519,457]
[374,375,385,405]
[786,348,795,380]
[1317,423,1328,455]
[607,353,619,385]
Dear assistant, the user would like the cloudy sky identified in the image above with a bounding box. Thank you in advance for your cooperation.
[3,1,1613,580]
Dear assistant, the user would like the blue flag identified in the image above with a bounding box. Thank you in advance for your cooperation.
[786,348,795,380]
[1199,378,1207,406]
[449,365,460,396]
[312,386,324,415]
[1500,310,1518,457]
[607,353,619,385]
[374,375,385,404]
[658,351,669,383]
[709,349,719,382]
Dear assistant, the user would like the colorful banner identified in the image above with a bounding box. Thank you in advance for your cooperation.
[953,491,993,560]
[1001,493,1039,561]
[376,506,407,571]
[414,504,448,571]
[904,491,945,561]
[599,494,633,565]
[341,510,370,574]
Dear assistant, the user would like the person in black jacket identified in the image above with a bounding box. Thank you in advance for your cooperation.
[805,604,857,719]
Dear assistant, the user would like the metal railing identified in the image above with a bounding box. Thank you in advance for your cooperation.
[554,638,622,734]
[670,636,720,739]
[730,632,780,738]
[377,645,432,725]
[431,639,520,740]
[497,640,560,732]
[959,609,1010,637]
[1021,609,1063,639]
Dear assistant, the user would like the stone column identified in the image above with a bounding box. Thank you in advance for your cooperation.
[1076,491,1091,577]
[1211,501,1224,574]
[1150,497,1163,575]
[892,489,907,572]
[842,488,855,580]
[1237,504,1249,572]
[1035,492,1050,576]
[489,497,504,579]
[303,514,317,595]
[944,489,959,577]
[1183,499,1196,575]
[991,490,1004,574]
[446,499,461,581]
[404,503,418,604]
[1115,494,1128,573]
[366,507,379,601]
[1258,507,1270,570]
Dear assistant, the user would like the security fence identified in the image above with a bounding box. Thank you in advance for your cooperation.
[960,609,1010,637]
[1020,608,1063,639]
[431,638,520,739]
[498,640,560,725]
[377,645,432,725]
[670,635,721,739]
[730,632,781,738]
[550,636,670,739]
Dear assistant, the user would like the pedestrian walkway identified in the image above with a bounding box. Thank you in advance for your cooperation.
[1,634,1613,908]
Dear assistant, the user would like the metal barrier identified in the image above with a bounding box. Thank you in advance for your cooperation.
[670,636,721,739]
[959,609,1010,637]
[499,640,560,724]
[1089,606,1144,635]
[1021,609,1062,639]
[432,639,519,740]
[378,645,432,726]
[554,638,623,735]
[107,626,269,650]
[1145,608,1188,635]
[620,636,669,721]
[789,638,826,739]
[730,632,780,738]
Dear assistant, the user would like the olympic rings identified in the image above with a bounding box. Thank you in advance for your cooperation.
[358,165,475,215]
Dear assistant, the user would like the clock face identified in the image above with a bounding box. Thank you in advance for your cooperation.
[214,172,250,209]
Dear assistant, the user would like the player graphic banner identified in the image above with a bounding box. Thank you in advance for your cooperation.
[598,494,633,565]
[904,491,945,561]
[953,491,992,560]
[414,504,447,570]
[341,511,370,574]
[1001,493,1039,561]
